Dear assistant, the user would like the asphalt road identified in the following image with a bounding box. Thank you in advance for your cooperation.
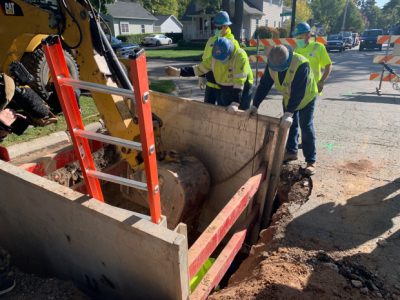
[148,47,400,181]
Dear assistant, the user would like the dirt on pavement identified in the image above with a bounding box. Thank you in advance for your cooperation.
[211,162,400,300]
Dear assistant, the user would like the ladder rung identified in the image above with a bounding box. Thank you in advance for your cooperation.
[74,129,142,151]
[87,170,148,191]
[58,77,134,99]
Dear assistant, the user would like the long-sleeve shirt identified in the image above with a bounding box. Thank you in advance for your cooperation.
[252,62,310,113]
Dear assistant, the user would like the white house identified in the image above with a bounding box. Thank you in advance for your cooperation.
[154,15,183,33]
[104,1,157,36]
[181,0,284,41]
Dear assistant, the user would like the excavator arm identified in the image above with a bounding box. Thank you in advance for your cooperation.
[0,0,147,167]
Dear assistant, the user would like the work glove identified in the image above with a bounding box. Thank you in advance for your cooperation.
[198,77,207,90]
[165,66,181,77]
[317,80,324,93]
[226,102,240,113]
[246,105,258,116]
[280,112,293,129]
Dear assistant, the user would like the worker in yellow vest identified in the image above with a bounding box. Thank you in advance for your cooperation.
[166,11,254,109]
[294,22,332,94]
[248,45,318,175]
[166,37,253,111]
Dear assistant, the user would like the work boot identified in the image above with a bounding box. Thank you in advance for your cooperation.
[304,162,316,176]
[0,274,15,296]
[283,151,298,162]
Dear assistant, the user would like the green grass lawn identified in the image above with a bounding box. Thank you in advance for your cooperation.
[149,80,176,93]
[145,49,204,61]
[2,96,99,147]
[145,46,259,61]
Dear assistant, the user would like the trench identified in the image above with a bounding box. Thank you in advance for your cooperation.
[3,146,313,298]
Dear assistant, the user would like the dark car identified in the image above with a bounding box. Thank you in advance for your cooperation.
[326,34,345,52]
[111,37,140,58]
[359,29,383,51]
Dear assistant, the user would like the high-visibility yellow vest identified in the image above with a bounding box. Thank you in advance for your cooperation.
[195,47,252,90]
[269,52,318,110]
[202,28,241,89]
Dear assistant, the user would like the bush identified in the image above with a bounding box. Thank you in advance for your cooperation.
[278,28,289,38]
[253,26,280,39]
[164,33,183,43]
[117,33,153,44]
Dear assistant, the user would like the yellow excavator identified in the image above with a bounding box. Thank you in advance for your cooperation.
[0,0,210,227]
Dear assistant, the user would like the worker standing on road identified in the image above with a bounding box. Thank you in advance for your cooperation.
[166,37,253,111]
[248,45,318,175]
[294,22,332,94]
[167,11,253,109]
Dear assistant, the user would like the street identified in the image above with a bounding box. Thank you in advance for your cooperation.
[148,46,400,298]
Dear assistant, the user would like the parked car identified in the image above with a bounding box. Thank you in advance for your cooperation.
[352,33,360,47]
[143,34,173,46]
[326,34,345,52]
[111,37,140,58]
[341,31,354,49]
[359,29,383,51]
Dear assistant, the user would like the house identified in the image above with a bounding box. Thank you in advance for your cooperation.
[154,15,183,33]
[104,1,157,36]
[181,0,284,41]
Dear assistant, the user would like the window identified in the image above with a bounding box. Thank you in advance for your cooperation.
[274,21,276,27]
[120,22,129,34]
[141,24,145,34]
[199,17,203,30]
[265,19,268,26]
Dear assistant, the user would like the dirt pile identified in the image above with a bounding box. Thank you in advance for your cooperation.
[46,145,120,187]
[0,247,88,300]
[210,163,398,300]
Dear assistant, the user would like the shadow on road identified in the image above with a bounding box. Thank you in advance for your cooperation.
[325,92,400,105]
[284,178,400,252]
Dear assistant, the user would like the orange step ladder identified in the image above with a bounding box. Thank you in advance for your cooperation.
[42,36,161,224]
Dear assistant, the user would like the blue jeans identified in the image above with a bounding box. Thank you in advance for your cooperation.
[204,85,221,105]
[286,98,316,163]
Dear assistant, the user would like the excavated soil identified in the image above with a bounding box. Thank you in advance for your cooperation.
[46,145,120,187]
[210,163,397,300]
[0,248,88,300]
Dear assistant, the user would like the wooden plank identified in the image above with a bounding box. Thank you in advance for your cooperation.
[188,173,262,278]
[190,230,246,300]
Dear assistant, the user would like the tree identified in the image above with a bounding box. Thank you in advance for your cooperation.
[381,0,400,29]
[177,0,190,18]
[358,0,383,29]
[91,0,114,14]
[296,0,312,22]
[139,0,179,16]
[333,0,365,32]
[310,0,347,32]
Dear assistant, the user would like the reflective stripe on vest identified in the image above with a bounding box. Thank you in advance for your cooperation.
[269,53,318,110]
[211,49,246,89]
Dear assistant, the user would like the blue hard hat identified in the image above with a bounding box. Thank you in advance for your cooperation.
[213,11,232,26]
[212,37,234,61]
[294,22,311,36]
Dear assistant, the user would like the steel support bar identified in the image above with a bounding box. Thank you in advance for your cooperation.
[74,129,142,151]
[86,170,148,191]
[58,77,134,99]
[188,173,262,278]
[190,230,247,300]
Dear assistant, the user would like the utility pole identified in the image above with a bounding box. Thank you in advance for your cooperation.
[290,0,297,37]
[341,0,350,31]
